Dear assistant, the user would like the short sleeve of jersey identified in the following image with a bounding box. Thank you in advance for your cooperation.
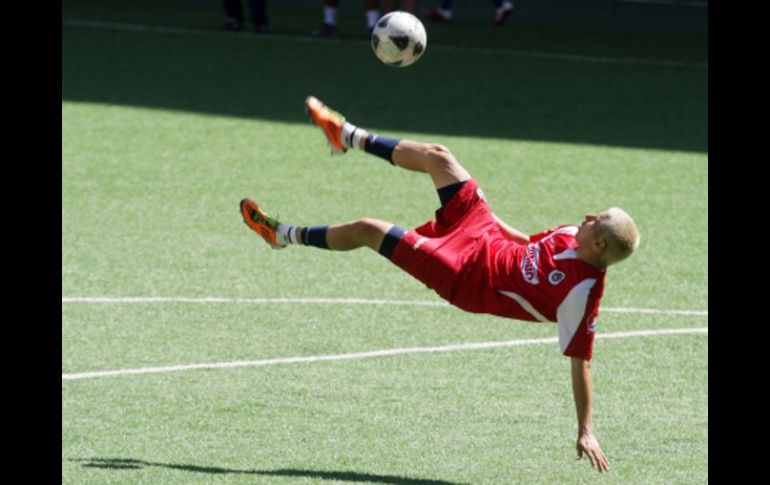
[557,279,600,360]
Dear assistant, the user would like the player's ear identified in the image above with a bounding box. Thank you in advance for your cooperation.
[593,236,607,253]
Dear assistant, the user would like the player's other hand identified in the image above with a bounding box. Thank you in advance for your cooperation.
[576,431,610,473]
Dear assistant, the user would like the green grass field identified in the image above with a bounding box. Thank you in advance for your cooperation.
[62,1,707,483]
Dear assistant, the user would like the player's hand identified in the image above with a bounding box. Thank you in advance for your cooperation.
[576,431,610,473]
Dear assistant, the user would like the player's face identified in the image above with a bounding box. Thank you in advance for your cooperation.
[576,212,608,248]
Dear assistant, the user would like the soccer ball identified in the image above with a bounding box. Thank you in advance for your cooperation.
[371,11,427,67]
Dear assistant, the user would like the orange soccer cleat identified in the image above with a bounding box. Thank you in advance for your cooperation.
[240,198,286,250]
[305,95,347,154]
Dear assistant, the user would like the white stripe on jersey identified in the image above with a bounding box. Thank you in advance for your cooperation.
[553,248,579,260]
[540,225,579,243]
[557,279,597,352]
[498,290,548,322]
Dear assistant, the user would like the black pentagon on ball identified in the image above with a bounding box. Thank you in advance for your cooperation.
[413,42,424,56]
[377,13,393,28]
[389,35,410,50]
[372,35,380,49]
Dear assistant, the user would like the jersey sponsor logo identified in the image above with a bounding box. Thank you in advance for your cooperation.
[520,243,540,284]
[548,270,566,285]
[412,237,428,251]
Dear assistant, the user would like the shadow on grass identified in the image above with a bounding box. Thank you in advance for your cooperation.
[71,457,468,485]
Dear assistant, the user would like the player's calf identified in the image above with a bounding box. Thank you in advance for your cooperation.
[240,201,405,258]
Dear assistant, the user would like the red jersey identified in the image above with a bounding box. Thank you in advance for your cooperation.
[390,179,606,360]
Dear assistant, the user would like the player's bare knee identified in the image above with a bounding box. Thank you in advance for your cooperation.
[427,143,452,158]
[426,144,458,169]
[353,218,388,245]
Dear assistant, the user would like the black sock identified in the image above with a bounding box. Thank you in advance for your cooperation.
[300,226,329,249]
[364,135,401,165]
[378,225,405,260]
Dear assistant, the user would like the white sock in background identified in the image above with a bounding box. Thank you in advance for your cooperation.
[324,6,337,26]
[366,10,380,29]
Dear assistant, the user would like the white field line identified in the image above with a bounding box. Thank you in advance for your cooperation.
[61,296,708,317]
[62,18,708,70]
[62,327,707,381]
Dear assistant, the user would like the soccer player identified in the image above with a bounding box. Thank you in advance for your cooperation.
[240,96,640,473]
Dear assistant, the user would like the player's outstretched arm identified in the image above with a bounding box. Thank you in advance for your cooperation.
[492,214,530,244]
[571,357,610,473]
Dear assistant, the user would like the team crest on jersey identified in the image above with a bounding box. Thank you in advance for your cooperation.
[520,244,540,284]
[548,270,566,285]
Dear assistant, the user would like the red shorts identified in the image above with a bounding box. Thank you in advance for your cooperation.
[390,179,499,306]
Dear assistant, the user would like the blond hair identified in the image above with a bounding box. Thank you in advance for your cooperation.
[597,207,640,267]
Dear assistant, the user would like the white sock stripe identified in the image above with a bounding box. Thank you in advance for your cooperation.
[341,122,351,147]
[342,122,363,149]
[352,129,366,150]
[274,223,291,246]
[347,127,357,148]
